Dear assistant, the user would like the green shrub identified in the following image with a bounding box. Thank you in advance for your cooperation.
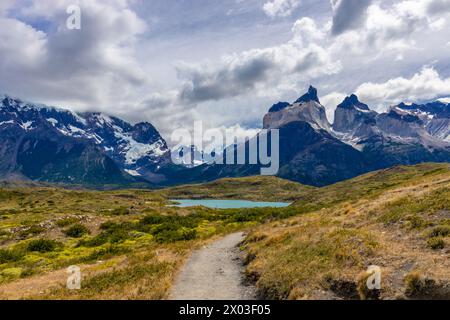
[64,224,90,238]
[0,229,11,237]
[154,228,197,243]
[78,234,109,248]
[107,229,130,243]
[427,225,450,238]
[98,215,201,244]
[140,215,168,225]
[100,221,134,231]
[427,237,445,250]
[111,207,130,216]
[19,225,45,237]
[0,209,19,216]
[406,215,430,230]
[143,208,158,214]
[79,228,130,247]
[27,239,62,253]
[56,217,79,228]
[82,245,128,262]
[0,248,24,263]
[404,272,440,298]
[404,272,422,296]
[20,267,35,278]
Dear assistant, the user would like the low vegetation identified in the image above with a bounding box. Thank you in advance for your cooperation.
[64,224,90,238]
[27,239,62,253]
[243,163,450,299]
[0,175,307,298]
[0,163,448,299]
[164,176,313,201]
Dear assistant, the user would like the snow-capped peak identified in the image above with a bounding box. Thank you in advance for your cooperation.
[1,94,171,177]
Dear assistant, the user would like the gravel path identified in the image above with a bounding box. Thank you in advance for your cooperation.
[169,232,256,300]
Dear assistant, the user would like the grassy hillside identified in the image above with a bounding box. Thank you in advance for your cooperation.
[0,163,448,300]
[164,176,313,202]
[0,176,309,299]
[242,163,450,300]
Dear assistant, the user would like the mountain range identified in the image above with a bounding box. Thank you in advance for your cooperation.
[268,87,450,185]
[0,94,171,187]
[0,87,449,187]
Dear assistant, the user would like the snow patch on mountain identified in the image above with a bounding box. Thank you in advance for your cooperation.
[20,121,34,131]
[92,113,113,127]
[0,120,14,126]
[124,138,166,165]
[125,169,142,177]
[68,125,86,135]
[47,118,58,126]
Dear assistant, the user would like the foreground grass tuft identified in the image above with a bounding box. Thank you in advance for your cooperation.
[64,224,90,238]
[27,239,62,253]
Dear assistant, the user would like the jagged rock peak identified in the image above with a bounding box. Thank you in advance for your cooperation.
[396,101,450,118]
[268,102,290,113]
[338,94,370,111]
[295,86,320,104]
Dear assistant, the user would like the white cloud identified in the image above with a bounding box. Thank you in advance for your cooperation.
[0,18,47,68]
[292,17,326,44]
[263,0,301,17]
[342,2,429,52]
[178,17,341,104]
[355,67,450,109]
[1,0,450,137]
[330,0,450,54]
[438,97,450,103]
[0,0,147,111]
[317,66,450,120]
[321,92,347,122]
[0,0,14,14]
[400,0,450,16]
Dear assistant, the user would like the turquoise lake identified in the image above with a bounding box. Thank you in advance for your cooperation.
[169,199,292,209]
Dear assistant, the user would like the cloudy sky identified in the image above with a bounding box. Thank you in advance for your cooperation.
[1,0,450,140]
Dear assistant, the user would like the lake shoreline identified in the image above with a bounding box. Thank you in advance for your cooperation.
[169,199,292,209]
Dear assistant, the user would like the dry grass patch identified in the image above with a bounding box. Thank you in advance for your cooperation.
[243,164,450,300]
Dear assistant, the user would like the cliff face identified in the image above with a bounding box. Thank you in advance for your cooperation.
[264,86,330,131]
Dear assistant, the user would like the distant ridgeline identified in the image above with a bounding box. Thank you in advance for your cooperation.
[0,88,449,187]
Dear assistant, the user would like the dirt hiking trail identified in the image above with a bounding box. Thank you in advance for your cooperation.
[169,232,256,300]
